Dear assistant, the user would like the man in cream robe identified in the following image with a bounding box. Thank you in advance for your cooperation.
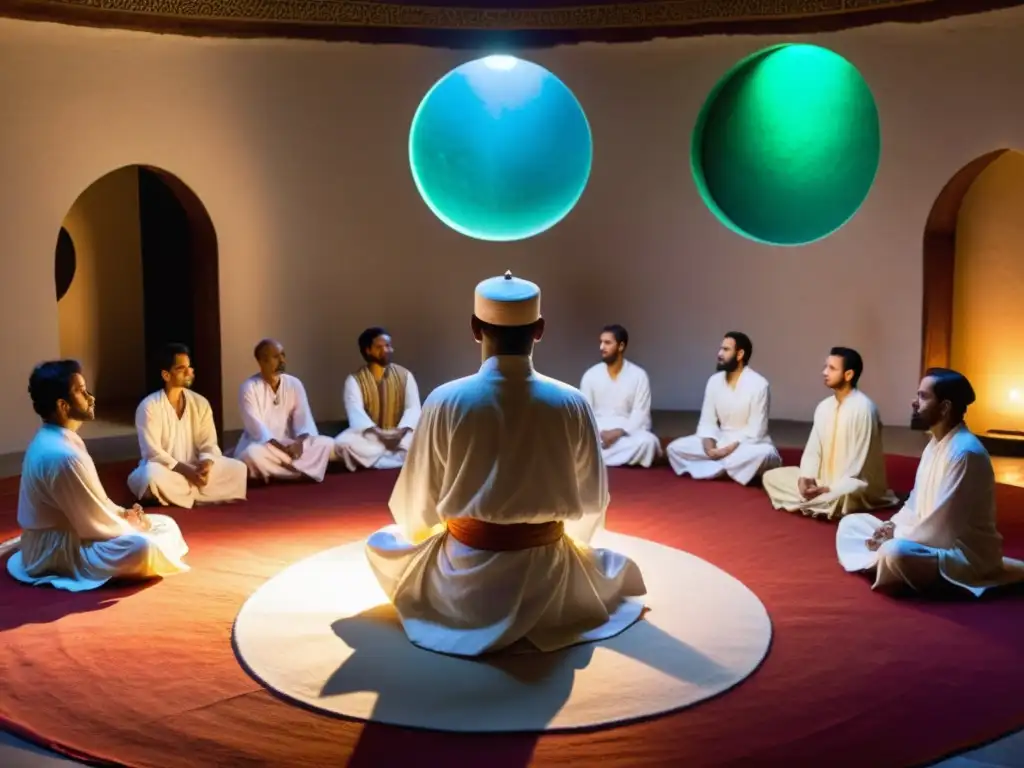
[763,347,897,519]
[128,343,247,507]
[837,368,1024,595]
[580,324,662,467]
[231,339,336,483]
[666,332,781,485]
[7,360,189,592]
[366,271,647,657]
[334,327,422,471]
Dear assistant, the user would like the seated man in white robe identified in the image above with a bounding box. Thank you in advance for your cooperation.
[231,339,336,483]
[366,270,647,657]
[666,332,781,485]
[763,347,897,519]
[7,360,189,591]
[579,324,662,467]
[837,368,1024,596]
[334,327,422,471]
[128,343,247,508]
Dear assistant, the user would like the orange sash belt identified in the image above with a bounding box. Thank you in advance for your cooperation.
[445,519,565,552]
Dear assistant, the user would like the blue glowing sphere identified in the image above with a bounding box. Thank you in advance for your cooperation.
[409,55,593,242]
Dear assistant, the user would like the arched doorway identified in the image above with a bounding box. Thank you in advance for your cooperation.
[920,149,1008,375]
[921,148,1024,438]
[55,165,223,435]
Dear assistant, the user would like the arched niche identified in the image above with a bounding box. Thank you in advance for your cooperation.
[920,149,1009,374]
[56,165,224,433]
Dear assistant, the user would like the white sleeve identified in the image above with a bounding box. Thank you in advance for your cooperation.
[135,399,177,470]
[50,458,134,540]
[344,376,376,431]
[240,382,273,444]
[623,371,653,434]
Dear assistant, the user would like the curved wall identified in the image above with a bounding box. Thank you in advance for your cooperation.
[0,9,1023,451]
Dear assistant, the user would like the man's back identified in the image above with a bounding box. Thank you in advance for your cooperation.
[392,355,607,526]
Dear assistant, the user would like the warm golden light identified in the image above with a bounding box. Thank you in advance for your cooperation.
[950,150,1024,434]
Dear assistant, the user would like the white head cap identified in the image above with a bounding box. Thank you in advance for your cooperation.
[474,270,541,327]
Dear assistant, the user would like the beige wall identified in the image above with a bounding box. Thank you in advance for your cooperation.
[57,166,147,405]
[1,10,1023,452]
[952,150,1024,435]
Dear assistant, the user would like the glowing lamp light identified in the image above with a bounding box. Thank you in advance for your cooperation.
[1010,389,1021,403]
[409,56,593,242]
[483,55,518,71]
[692,44,881,246]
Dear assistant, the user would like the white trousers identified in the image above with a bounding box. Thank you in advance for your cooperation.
[127,456,248,508]
[665,434,781,486]
[334,428,413,471]
[236,436,336,483]
[602,430,663,468]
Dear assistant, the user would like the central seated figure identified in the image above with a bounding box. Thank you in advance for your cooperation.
[365,271,647,657]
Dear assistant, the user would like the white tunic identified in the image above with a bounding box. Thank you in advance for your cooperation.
[334,371,422,470]
[231,374,335,483]
[7,424,189,592]
[127,389,248,508]
[666,368,781,485]
[366,355,647,657]
[763,389,897,518]
[837,424,1024,595]
[580,360,662,467]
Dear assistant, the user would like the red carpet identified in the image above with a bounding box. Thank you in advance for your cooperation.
[2,450,1024,768]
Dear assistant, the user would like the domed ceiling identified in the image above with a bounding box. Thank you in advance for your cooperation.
[0,0,1019,45]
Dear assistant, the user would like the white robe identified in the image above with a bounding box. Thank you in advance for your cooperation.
[666,368,781,485]
[763,389,897,518]
[579,360,662,468]
[7,424,189,592]
[334,371,422,470]
[231,374,335,483]
[837,424,1024,596]
[366,355,647,657]
[127,389,248,508]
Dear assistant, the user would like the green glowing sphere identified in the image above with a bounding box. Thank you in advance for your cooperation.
[409,56,593,242]
[693,44,881,246]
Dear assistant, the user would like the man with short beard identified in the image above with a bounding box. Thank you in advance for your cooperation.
[7,360,190,591]
[665,332,781,485]
[762,347,896,518]
[579,324,662,467]
[334,327,422,471]
[836,368,1024,596]
[128,343,247,508]
[231,338,336,483]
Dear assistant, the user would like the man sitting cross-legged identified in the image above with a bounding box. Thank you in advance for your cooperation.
[763,347,897,519]
[837,368,1024,596]
[7,360,189,591]
[579,324,662,468]
[666,332,781,485]
[128,343,247,508]
[334,327,422,471]
[232,338,336,483]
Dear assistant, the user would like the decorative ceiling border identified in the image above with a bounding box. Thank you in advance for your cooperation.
[0,0,1021,44]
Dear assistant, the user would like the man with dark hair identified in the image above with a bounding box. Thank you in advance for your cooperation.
[837,369,1024,595]
[128,343,247,508]
[763,346,897,519]
[579,324,662,467]
[231,338,336,482]
[334,327,421,471]
[365,271,646,657]
[666,332,782,485]
[7,361,189,591]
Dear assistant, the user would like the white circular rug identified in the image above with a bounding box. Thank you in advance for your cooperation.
[233,530,772,732]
